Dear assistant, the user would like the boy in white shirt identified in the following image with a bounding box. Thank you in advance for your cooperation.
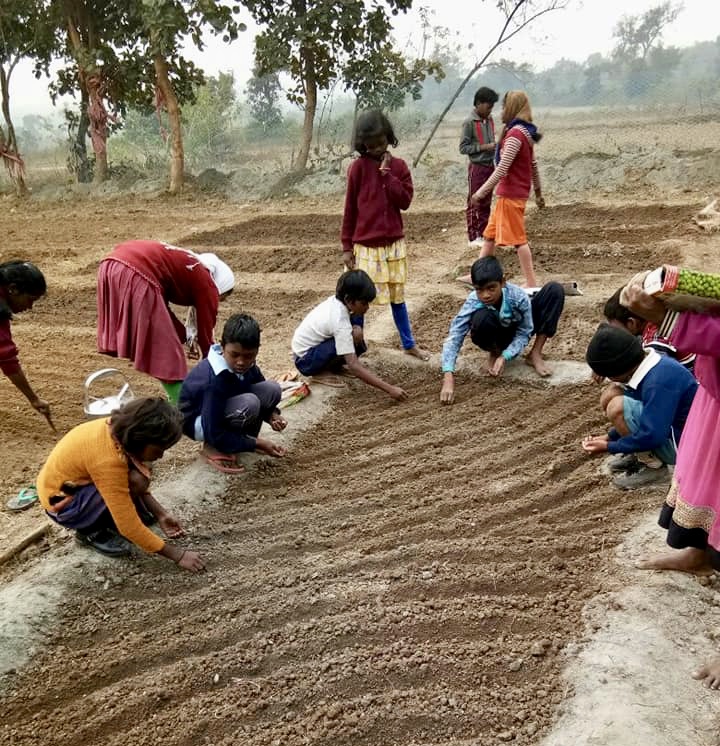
[292,270,408,401]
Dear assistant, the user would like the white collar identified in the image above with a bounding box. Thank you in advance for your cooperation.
[208,344,231,375]
[627,349,661,389]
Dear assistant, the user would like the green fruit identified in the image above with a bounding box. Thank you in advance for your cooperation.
[677,268,720,300]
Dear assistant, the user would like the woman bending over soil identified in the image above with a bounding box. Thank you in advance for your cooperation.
[0,260,54,428]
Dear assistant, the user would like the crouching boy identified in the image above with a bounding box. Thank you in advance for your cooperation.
[179,314,287,473]
[440,256,564,403]
[582,324,698,490]
[292,269,408,401]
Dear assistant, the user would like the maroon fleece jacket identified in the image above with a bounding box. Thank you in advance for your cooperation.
[341,154,413,251]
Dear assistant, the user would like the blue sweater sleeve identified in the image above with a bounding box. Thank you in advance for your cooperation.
[201,369,257,454]
[607,383,680,454]
[441,294,477,373]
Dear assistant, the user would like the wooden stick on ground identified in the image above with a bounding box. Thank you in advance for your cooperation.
[0,525,51,568]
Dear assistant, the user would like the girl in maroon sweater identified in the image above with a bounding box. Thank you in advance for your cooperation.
[0,261,53,428]
[341,110,428,360]
[472,91,545,288]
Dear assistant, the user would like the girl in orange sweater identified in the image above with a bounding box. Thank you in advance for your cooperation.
[38,398,205,571]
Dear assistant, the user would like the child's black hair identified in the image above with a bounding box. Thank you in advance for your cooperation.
[336,269,377,304]
[470,256,504,287]
[221,313,261,348]
[110,397,183,456]
[353,110,398,154]
[603,288,638,325]
[473,87,499,106]
[0,261,46,321]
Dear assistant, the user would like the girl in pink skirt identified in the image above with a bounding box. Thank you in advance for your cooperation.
[97,240,235,403]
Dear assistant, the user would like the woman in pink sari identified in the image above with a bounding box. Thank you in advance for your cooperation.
[622,277,720,689]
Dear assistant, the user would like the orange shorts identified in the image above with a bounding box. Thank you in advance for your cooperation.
[483,197,527,246]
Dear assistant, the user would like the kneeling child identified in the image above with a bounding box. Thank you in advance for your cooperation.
[179,314,287,472]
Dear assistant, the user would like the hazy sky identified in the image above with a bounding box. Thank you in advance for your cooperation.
[9,0,715,118]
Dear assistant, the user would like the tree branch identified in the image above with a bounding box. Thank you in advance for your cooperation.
[413,0,566,167]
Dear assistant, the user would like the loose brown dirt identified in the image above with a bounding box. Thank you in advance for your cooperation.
[0,192,714,746]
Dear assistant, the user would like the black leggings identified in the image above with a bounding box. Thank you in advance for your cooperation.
[470,282,565,355]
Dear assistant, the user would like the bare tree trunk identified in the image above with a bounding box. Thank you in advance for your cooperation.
[154,54,184,193]
[0,64,29,197]
[413,0,565,167]
[295,48,316,173]
[87,74,108,183]
[73,88,92,183]
[350,96,359,149]
[66,13,108,182]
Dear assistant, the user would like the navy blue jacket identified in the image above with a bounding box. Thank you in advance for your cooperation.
[608,351,697,454]
[179,345,266,454]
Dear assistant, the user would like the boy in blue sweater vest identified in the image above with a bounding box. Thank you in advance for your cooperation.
[582,324,697,490]
[179,314,287,472]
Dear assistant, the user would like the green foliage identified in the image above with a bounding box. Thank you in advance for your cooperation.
[244,0,414,105]
[612,1,683,62]
[344,45,444,111]
[0,0,54,74]
[245,68,284,133]
[182,71,241,167]
[42,1,243,123]
[138,0,245,57]
[16,115,59,152]
[113,73,241,170]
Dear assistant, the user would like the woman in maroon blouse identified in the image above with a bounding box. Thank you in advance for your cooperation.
[97,240,235,402]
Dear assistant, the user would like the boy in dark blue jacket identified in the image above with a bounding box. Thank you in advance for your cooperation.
[582,324,697,490]
[179,314,287,472]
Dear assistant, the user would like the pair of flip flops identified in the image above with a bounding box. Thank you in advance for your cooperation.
[6,486,39,512]
[279,381,311,409]
[203,454,245,474]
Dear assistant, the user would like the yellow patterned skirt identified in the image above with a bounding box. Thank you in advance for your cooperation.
[353,239,407,305]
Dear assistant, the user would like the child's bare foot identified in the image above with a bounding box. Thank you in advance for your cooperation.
[308,373,347,388]
[456,273,472,286]
[404,346,430,361]
[486,353,498,374]
[526,351,552,377]
[692,657,720,689]
[635,547,714,575]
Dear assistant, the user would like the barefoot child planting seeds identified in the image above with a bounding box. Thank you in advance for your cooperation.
[179,313,287,472]
[440,256,564,404]
[619,275,720,573]
[38,397,205,571]
[292,269,409,402]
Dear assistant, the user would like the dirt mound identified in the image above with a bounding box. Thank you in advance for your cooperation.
[181,210,461,249]
[694,199,720,233]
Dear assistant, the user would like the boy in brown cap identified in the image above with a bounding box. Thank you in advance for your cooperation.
[581,324,697,489]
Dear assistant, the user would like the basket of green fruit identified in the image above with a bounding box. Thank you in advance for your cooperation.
[643,265,720,312]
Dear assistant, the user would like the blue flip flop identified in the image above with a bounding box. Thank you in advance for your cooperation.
[6,486,39,511]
